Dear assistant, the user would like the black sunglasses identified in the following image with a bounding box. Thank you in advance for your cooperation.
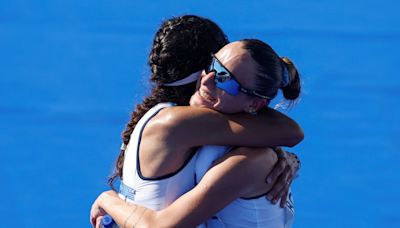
[205,54,271,100]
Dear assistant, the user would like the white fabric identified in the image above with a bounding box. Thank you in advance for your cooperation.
[162,70,201,86]
[119,102,197,210]
[195,145,294,228]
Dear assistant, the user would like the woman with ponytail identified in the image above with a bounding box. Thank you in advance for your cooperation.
[91,15,303,228]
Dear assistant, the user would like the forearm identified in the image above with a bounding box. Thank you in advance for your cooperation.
[255,107,304,147]
[161,106,304,148]
[97,191,208,228]
[95,148,278,228]
[96,154,253,227]
[152,148,275,227]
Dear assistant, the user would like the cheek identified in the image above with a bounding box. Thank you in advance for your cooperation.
[217,95,244,113]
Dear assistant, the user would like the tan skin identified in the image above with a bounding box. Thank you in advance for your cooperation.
[91,42,303,227]
[140,42,301,178]
[139,105,301,178]
[92,147,279,228]
[91,148,299,228]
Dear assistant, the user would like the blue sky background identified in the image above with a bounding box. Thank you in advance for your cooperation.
[1,0,399,227]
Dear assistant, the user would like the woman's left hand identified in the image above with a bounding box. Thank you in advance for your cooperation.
[265,147,300,208]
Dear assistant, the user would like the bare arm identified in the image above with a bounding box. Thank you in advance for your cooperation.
[149,106,303,150]
[153,147,278,227]
[91,148,278,228]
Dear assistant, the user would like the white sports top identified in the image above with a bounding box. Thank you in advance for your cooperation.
[119,102,197,210]
[195,145,295,228]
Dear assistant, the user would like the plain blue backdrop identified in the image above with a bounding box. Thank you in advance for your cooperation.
[1,0,399,227]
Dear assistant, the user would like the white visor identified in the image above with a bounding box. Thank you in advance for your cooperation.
[162,70,201,86]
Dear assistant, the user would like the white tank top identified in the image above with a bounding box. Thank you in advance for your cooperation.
[119,102,197,211]
[195,145,295,228]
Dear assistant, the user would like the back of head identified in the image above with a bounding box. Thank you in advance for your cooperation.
[149,15,229,88]
[240,39,301,103]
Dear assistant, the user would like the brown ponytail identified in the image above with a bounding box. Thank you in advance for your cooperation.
[281,57,301,100]
[240,39,301,102]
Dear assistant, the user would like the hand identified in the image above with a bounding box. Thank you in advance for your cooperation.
[265,147,300,208]
[90,193,107,227]
[90,190,119,227]
[95,215,104,228]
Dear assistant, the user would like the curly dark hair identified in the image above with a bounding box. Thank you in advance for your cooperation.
[108,15,229,187]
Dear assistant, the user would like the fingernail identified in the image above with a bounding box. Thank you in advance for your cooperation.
[266,177,272,183]
[272,199,277,204]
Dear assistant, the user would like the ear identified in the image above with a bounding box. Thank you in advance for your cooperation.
[245,98,267,113]
[251,98,267,111]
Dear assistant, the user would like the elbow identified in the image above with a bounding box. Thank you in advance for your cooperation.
[286,125,304,147]
[138,211,160,228]
[148,211,181,228]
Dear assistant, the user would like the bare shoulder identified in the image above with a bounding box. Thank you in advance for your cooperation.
[141,106,223,150]
[158,106,222,120]
[147,106,223,130]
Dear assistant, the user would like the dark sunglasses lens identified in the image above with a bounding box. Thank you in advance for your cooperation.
[210,56,240,95]
[215,71,230,83]
[216,80,240,95]
[213,58,231,82]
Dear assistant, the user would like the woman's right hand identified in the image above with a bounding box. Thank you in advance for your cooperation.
[90,192,108,227]
[265,147,300,207]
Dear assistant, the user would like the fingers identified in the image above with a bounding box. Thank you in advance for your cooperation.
[90,195,106,227]
[90,212,102,228]
[280,188,289,208]
[95,216,103,228]
[90,215,95,227]
[288,152,301,171]
[90,206,96,227]
[276,169,294,208]
[274,146,284,154]
[265,157,287,184]
[267,165,291,204]
[265,148,299,207]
